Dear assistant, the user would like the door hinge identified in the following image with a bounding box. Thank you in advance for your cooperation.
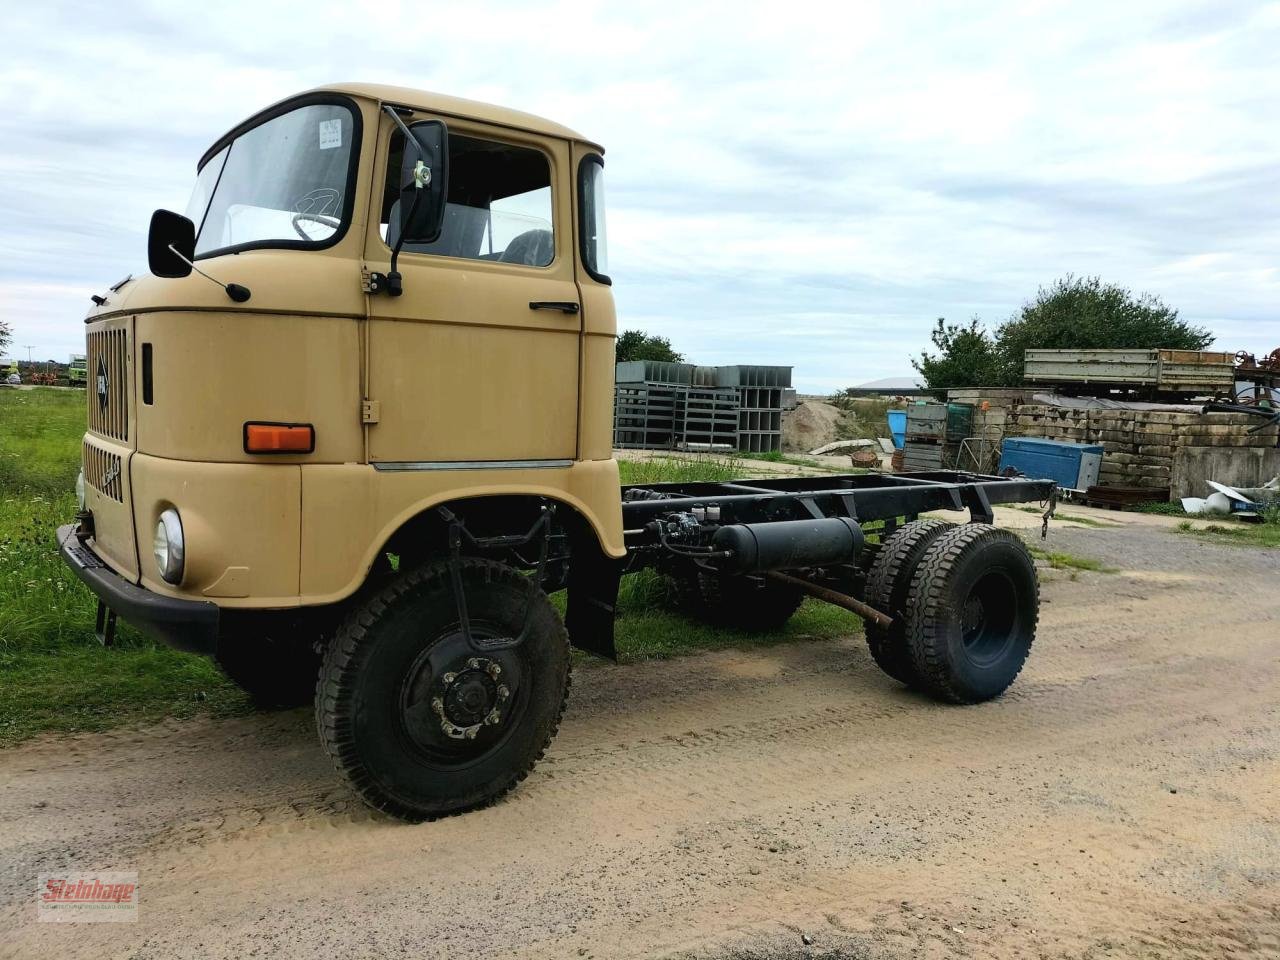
[362,399,381,424]
[361,266,400,296]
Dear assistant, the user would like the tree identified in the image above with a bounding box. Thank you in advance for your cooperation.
[0,318,10,357]
[911,276,1213,390]
[912,317,1000,390]
[991,275,1212,383]
[616,329,683,364]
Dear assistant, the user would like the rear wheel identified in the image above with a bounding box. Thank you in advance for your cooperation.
[863,519,954,685]
[695,571,804,631]
[904,524,1038,703]
[317,558,570,821]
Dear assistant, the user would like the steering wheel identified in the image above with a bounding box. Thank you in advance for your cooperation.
[290,187,343,240]
[291,212,341,240]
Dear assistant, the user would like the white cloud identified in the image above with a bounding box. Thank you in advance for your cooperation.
[1,0,1277,386]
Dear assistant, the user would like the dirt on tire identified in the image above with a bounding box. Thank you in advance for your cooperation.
[1,517,1278,959]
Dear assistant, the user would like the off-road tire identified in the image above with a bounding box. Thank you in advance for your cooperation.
[316,558,570,821]
[216,614,324,709]
[695,571,804,631]
[863,519,954,685]
[904,524,1038,704]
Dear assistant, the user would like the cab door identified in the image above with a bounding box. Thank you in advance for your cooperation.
[363,116,580,465]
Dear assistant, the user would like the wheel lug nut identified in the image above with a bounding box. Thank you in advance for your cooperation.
[487,663,501,678]
[467,658,480,670]
[442,672,456,684]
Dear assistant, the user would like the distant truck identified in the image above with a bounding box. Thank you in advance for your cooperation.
[68,354,88,387]
[0,358,17,384]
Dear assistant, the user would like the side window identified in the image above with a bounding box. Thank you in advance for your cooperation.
[381,132,554,267]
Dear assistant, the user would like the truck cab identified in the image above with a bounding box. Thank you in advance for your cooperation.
[65,83,622,630]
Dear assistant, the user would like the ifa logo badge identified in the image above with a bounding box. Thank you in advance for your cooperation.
[96,356,109,411]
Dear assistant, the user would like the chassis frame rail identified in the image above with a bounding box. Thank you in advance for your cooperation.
[621,470,1056,530]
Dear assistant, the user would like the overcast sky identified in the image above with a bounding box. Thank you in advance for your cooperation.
[2,1,1278,391]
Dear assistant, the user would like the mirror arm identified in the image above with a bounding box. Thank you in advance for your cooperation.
[167,244,251,303]
[381,104,425,156]
[380,104,433,298]
[385,190,422,298]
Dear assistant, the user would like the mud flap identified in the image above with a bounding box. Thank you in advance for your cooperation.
[565,524,623,661]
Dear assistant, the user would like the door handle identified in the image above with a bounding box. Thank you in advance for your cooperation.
[529,301,580,314]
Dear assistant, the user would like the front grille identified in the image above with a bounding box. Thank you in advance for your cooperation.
[87,328,129,441]
[83,439,124,502]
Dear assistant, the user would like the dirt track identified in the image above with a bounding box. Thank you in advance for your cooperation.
[2,516,1278,959]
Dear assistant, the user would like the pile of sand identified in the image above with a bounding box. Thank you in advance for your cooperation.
[781,400,841,453]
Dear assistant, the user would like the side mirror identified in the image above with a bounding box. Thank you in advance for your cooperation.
[148,210,196,278]
[397,120,449,244]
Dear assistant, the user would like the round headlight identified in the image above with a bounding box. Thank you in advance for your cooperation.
[76,470,86,511]
[153,508,185,584]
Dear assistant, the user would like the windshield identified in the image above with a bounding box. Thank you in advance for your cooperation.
[187,101,357,257]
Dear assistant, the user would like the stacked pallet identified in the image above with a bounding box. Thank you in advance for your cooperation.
[1010,405,1279,495]
[612,361,791,453]
[902,402,974,471]
[718,365,791,454]
[677,386,739,450]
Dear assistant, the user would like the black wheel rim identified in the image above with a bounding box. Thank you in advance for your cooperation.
[397,621,530,769]
[958,569,1019,666]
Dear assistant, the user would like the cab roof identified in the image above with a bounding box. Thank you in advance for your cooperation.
[333,82,595,142]
[200,83,600,169]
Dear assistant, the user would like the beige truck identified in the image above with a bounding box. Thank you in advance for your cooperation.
[59,83,1053,821]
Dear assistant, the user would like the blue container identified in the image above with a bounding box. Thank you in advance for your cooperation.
[998,437,1104,492]
[887,410,907,449]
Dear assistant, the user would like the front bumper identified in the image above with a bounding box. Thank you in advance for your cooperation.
[57,524,219,656]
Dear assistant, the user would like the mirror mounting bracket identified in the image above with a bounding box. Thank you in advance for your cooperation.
[364,270,402,297]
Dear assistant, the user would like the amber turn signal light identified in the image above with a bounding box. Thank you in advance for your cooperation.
[243,422,315,454]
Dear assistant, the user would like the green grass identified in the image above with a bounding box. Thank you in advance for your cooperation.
[1,394,862,745]
[1135,501,1191,517]
[617,456,746,485]
[1028,545,1117,573]
[0,389,247,744]
[1176,517,1280,549]
[610,570,859,661]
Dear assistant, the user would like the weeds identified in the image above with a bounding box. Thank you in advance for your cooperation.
[1028,545,1117,573]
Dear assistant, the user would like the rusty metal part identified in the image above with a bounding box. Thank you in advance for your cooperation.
[764,571,894,628]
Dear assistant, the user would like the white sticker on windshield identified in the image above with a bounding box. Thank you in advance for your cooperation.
[319,119,342,150]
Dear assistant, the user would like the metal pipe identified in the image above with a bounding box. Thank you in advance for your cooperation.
[765,571,894,629]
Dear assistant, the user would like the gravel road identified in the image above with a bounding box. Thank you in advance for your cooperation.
[2,514,1277,959]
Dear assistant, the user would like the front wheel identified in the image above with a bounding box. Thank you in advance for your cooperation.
[317,558,570,821]
[904,524,1039,704]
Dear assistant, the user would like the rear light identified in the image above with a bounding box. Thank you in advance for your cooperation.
[243,422,315,454]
